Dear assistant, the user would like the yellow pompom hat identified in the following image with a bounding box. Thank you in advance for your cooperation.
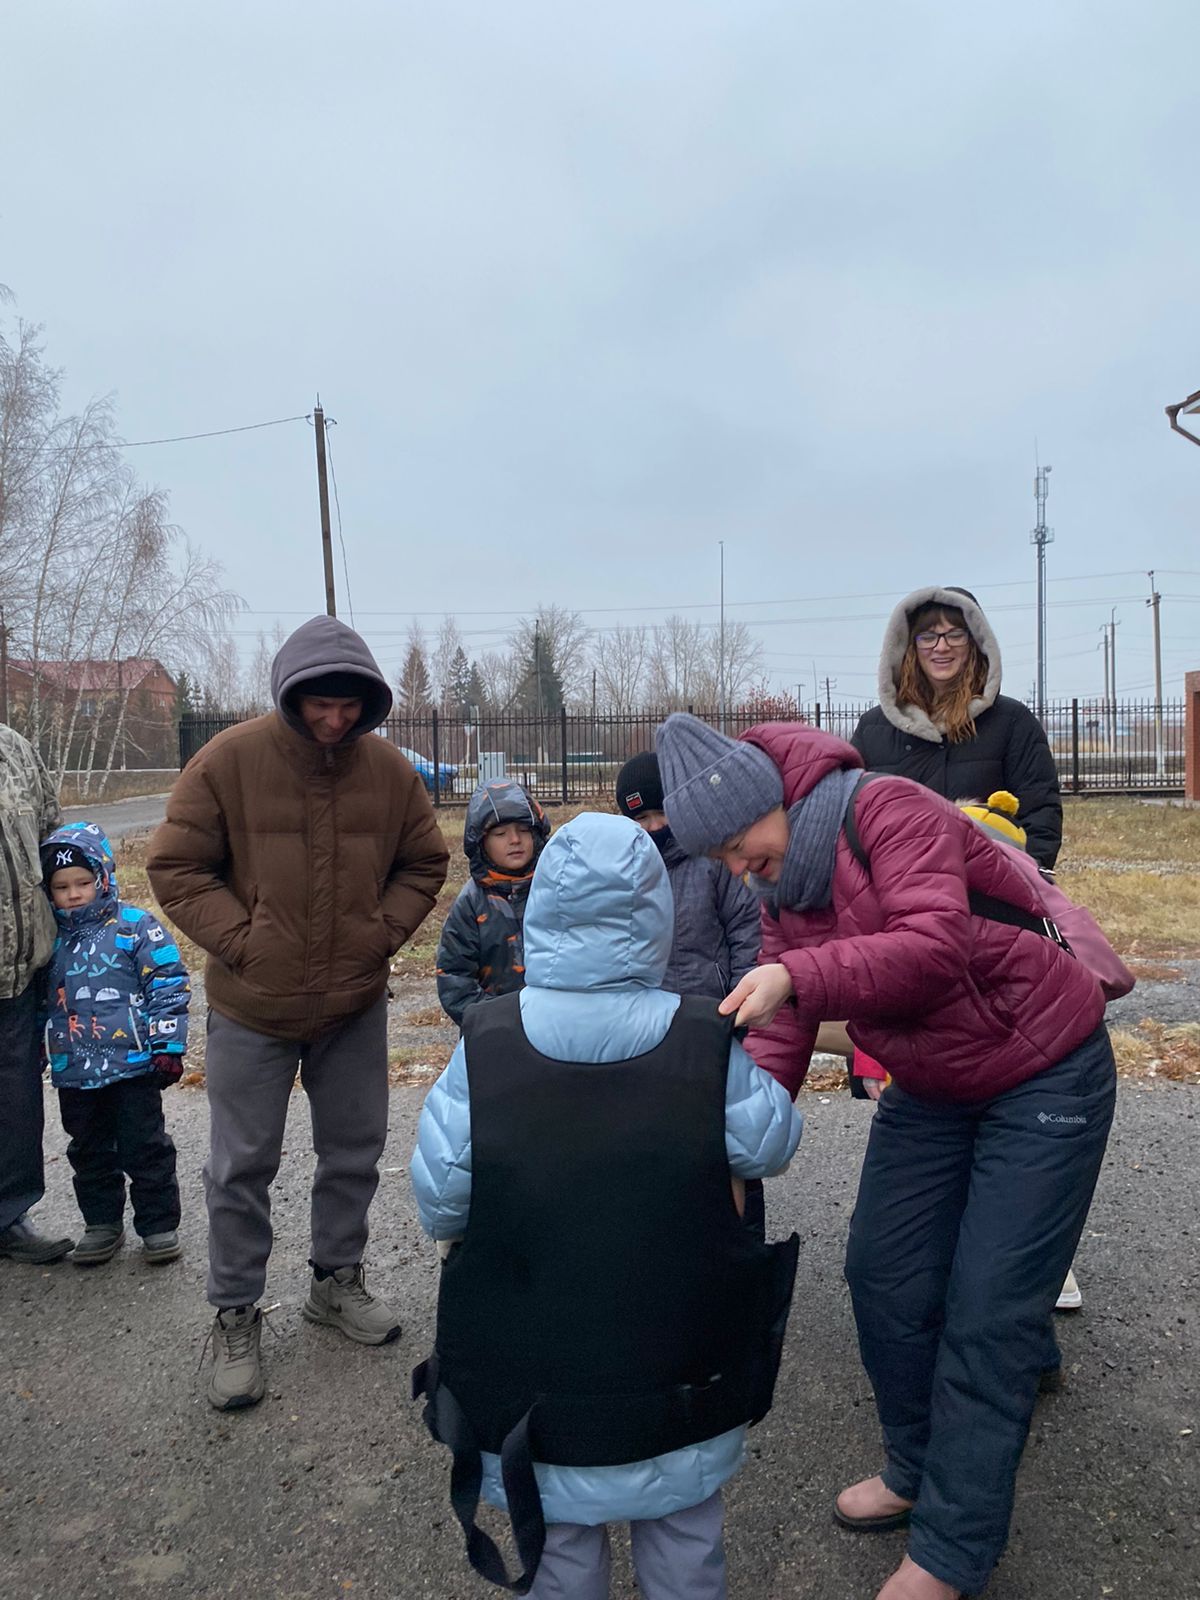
[959,790,1028,849]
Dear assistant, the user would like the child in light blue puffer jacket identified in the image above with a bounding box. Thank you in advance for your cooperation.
[412,812,801,1599]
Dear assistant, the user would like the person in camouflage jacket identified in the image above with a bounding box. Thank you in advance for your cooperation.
[0,721,73,1264]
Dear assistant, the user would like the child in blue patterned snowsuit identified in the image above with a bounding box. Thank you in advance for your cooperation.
[40,821,189,1267]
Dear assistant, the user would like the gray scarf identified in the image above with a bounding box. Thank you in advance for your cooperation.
[753,767,863,916]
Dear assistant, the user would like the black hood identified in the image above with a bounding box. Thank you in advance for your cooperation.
[463,779,551,883]
[270,615,393,741]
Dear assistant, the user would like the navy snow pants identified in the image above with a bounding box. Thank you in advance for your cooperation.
[845,1025,1116,1594]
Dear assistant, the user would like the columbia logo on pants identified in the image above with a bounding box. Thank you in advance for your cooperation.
[1038,1111,1087,1125]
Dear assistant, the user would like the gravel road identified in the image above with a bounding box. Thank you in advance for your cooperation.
[1106,960,1200,1031]
[2,1077,1196,1600]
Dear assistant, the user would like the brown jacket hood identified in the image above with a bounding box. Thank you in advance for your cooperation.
[877,585,1003,744]
[271,615,393,740]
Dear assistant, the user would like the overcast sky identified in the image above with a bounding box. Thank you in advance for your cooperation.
[3,1,1198,702]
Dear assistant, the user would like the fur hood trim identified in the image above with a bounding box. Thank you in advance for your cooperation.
[877,585,1002,742]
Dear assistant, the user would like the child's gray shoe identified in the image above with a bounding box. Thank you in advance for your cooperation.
[70,1224,124,1266]
[302,1265,401,1345]
[143,1230,182,1264]
[207,1307,265,1410]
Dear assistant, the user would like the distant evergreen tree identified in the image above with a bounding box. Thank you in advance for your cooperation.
[397,640,433,716]
[463,662,490,719]
[174,671,199,721]
[514,632,565,718]
[446,645,474,718]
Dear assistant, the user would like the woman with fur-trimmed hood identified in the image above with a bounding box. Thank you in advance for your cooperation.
[851,586,1062,868]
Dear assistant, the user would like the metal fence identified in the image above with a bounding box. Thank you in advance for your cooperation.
[179,697,1189,801]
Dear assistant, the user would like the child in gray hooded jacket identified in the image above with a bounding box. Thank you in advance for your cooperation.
[615,752,760,998]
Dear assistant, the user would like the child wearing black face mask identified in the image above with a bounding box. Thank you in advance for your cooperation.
[616,753,761,1001]
[617,752,768,1239]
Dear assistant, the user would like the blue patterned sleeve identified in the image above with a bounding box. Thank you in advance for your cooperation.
[125,907,191,1057]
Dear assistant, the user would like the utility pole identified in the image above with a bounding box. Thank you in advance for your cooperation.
[823,676,836,720]
[1147,571,1164,779]
[534,619,543,765]
[718,541,727,734]
[313,399,337,618]
[1108,608,1120,756]
[1109,609,1118,698]
[1030,461,1053,718]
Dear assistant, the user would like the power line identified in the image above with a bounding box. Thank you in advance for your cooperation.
[235,570,1163,625]
[120,414,311,448]
[19,413,310,456]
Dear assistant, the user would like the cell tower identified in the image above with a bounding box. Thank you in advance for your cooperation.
[1031,462,1053,718]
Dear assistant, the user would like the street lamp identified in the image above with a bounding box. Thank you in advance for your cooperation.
[1165,386,1200,447]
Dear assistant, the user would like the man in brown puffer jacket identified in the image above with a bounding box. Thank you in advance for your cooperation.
[148,615,448,1410]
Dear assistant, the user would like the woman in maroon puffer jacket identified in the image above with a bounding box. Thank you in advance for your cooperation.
[654,713,1115,1600]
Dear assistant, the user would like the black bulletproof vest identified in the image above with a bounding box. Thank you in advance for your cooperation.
[413,991,799,1593]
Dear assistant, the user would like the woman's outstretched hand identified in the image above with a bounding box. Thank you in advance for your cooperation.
[719,964,795,1030]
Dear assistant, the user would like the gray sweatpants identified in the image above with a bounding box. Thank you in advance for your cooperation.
[528,1491,726,1600]
[203,999,389,1308]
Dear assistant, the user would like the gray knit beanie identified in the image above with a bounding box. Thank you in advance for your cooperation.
[654,712,784,856]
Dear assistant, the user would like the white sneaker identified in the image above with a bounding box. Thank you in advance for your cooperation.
[1055,1266,1083,1312]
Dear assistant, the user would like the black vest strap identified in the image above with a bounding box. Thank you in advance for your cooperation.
[843,773,1072,954]
[413,1354,545,1595]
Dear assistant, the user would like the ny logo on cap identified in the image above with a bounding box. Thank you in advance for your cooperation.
[55,849,74,866]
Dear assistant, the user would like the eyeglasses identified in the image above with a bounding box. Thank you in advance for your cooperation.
[914,628,969,651]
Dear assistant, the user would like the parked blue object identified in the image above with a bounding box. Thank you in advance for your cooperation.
[398,746,459,795]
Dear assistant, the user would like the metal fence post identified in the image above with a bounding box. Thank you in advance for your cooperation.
[432,709,441,807]
[813,700,822,728]
[1070,699,1080,793]
[560,707,569,804]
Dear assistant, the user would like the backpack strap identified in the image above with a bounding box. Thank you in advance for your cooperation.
[843,772,1072,954]
[842,771,884,873]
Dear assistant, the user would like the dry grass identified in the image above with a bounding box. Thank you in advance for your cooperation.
[388,1046,453,1084]
[1057,798,1200,957]
[405,1004,450,1029]
[1054,866,1200,957]
[1059,797,1200,865]
[1109,1023,1200,1085]
[60,770,175,807]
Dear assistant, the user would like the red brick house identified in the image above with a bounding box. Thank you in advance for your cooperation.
[5,657,178,766]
